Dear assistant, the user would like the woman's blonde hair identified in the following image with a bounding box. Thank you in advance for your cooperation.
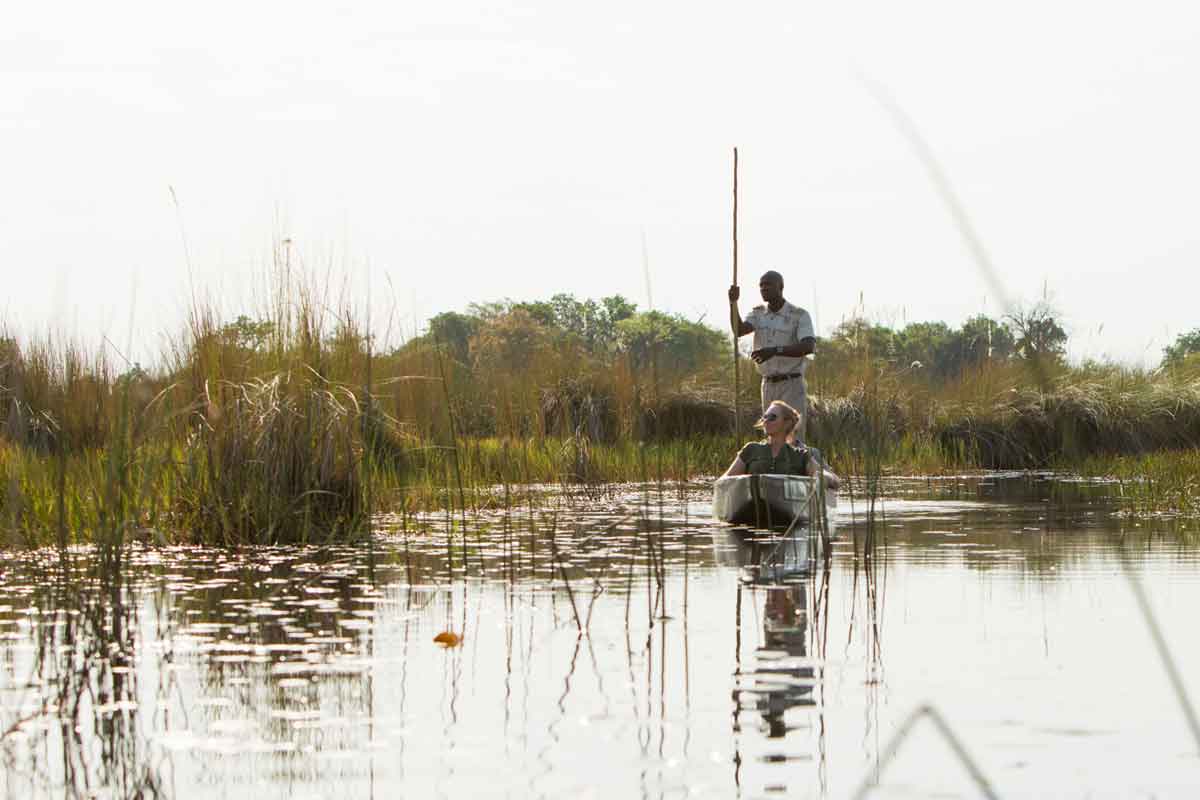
[754,401,800,435]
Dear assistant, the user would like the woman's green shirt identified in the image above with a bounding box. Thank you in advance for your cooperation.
[737,442,812,475]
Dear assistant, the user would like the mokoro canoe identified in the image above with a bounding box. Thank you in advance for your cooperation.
[711,473,836,531]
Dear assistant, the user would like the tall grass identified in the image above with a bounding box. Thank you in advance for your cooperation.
[808,357,1200,472]
[5,273,1200,546]
[1074,450,1200,517]
[2,275,380,546]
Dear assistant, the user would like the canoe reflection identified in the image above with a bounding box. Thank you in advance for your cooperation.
[713,526,822,582]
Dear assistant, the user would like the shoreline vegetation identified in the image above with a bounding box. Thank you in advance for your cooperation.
[3,272,1200,545]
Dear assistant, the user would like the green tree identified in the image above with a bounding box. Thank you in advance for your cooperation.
[465,300,508,321]
[616,311,725,376]
[820,315,1020,380]
[595,295,637,353]
[821,317,898,365]
[547,293,638,353]
[549,294,604,351]
[220,315,275,351]
[470,308,556,371]
[1007,304,1067,365]
[1162,328,1200,368]
[601,295,637,325]
[953,315,1015,369]
[507,300,557,327]
[911,315,1019,378]
[895,321,953,376]
[462,293,640,357]
[427,311,479,364]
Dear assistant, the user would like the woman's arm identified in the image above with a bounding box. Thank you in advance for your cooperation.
[822,468,840,491]
[722,456,747,477]
[806,455,840,490]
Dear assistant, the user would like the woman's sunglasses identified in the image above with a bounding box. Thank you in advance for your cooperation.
[761,413,779,422]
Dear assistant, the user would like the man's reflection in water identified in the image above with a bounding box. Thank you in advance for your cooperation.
[721,527,823,792]
[747,583,815,738]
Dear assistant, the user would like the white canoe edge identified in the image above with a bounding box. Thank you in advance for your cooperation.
[712,473,837,530]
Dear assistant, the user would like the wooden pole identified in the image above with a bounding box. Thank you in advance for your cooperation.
[732,147,740,441]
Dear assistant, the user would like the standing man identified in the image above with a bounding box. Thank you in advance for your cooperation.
[729,270,816,442]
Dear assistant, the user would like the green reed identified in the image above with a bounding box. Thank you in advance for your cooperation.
[1073,450,1200,518]
[7,267,1200,548]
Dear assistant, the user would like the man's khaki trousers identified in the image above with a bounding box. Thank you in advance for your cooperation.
[761,374,808,443]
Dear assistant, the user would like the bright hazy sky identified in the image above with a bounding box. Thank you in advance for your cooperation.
[4,1,1197,366]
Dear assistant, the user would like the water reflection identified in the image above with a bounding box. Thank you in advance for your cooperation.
[0,547,171,798]
[751,584,815,738]
[714,527,818,584]
[719,524,828,795]
[1,476,1198,797]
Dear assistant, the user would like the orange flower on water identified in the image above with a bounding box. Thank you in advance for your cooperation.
[433,631,462,647]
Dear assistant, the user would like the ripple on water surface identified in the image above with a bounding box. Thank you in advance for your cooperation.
[1,474,1198,798]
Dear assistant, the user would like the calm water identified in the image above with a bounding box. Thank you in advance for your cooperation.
[2,474,1199,798]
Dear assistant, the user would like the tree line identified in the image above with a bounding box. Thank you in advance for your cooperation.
[407,294,727,379]
[398,296,1079,383]
[206,295,1199,381]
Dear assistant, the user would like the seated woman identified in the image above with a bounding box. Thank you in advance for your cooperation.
[722,401,840,490]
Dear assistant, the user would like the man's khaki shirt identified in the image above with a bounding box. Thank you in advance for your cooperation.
[745,301,815,377]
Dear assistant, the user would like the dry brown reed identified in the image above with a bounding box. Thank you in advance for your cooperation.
[5,272,1200,546]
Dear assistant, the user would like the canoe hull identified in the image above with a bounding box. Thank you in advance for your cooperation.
[712,473,835,530]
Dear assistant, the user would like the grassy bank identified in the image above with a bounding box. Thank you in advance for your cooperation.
[810,359,1200,465]
[1071,450,1200,518]
[4,277,1200,545]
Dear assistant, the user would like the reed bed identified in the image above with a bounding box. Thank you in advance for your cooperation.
[4,276,1200,546]
[1073,449,1200,517]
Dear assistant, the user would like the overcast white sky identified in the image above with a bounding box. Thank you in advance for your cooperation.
[3,1,1197,366]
